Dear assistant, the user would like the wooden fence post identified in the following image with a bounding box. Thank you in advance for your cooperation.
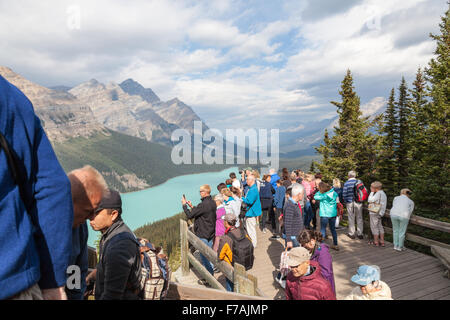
[233,263,257,296]
[180,219,189,276]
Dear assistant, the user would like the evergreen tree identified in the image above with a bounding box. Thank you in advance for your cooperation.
[316,70,377,184]
[411,5,450,214]
[376,88,398,197]
[395,77,413,188]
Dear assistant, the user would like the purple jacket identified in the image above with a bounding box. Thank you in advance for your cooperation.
[311,243,336,294]
[215,206,227,237]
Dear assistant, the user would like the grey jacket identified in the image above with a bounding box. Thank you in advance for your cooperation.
[95,219,142,300]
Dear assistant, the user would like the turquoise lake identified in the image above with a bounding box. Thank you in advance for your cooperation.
[87,167,239,246]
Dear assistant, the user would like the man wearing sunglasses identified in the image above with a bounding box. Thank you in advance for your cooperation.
[89,189,142,300]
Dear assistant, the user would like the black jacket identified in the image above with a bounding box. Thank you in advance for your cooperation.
[183,195,216,241]
[95,219,142,300]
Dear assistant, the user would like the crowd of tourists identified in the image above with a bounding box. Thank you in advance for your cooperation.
[1,75,414,300]
[194,166,415,300]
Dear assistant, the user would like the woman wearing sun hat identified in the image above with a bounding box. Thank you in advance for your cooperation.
[345,265,392,300]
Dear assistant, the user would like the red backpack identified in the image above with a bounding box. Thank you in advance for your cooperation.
[353,180,369,203]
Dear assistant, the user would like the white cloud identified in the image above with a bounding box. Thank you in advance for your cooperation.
[0,0,445,131]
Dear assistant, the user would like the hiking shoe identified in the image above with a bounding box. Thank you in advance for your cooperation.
[213,266,220,273]
[331,245,340,251]
[347,234,356,240]
[270,235,280,240]
[357,235,364,240]
[262,228,267,234]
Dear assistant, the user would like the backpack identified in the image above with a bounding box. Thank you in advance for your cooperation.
[228,229,254,271]
[353,180,369,203]
[138,238,171,300]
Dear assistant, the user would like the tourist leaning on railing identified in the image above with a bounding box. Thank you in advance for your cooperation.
[390,189,415,252]
[0,75,73,300]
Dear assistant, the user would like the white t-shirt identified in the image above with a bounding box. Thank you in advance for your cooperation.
[232,179,241,190]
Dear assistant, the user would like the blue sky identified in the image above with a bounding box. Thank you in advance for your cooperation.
[0,0,447,131]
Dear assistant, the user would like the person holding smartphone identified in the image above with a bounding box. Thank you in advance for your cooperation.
[181,185,216,282]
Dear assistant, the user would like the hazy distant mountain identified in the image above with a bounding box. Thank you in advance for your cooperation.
[49,85,72,92]
[278,97,386,158]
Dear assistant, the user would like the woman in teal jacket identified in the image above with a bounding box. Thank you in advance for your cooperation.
[314,182,339,250]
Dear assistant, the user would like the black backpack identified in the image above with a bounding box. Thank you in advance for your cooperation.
[228,229,254,271]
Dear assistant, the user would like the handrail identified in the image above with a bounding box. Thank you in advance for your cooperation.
[361,207,450,250]
[179,219,265,298]
[383,209,450,233]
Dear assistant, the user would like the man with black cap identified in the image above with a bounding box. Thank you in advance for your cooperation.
[89,189,142,300]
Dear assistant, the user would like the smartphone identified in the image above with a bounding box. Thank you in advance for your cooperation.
[183,194,186,199]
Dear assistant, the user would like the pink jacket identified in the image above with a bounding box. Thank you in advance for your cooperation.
[215,206,226,237]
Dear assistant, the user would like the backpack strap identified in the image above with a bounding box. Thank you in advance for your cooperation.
[0,132,32,214]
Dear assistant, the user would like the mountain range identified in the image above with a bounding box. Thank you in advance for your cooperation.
[0,66,225,192]
[0,66,386,189]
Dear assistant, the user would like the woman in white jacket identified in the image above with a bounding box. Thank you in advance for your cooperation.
[368,181,387,247]
[390,189,415,251]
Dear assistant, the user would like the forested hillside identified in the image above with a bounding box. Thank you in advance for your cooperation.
[53,129,229,192]
[134,213,186,271]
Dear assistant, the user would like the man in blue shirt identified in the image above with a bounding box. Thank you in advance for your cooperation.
[343,170,364,239]
[242,174,262,248]
[0,75,73,300]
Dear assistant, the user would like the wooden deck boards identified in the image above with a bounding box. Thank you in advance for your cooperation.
[246,227,450,300]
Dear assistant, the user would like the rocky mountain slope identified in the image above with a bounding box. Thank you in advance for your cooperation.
[0,66,107,142]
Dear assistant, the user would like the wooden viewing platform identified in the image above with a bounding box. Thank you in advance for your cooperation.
[248,227,450,300]
[172,209,450,300]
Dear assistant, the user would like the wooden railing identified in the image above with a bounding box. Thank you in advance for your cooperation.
[361,207,450,251]
[362,207,450,277]
[179,219,266,298]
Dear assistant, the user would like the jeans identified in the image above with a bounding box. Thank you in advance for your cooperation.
[320,216,338,246]
[226,277,234,292]
[304,200,314,229]
[260,207,271,231]
[272,207,282,235]
[285,235,300,248]
[391,216,409,248]
[199,238,214,275]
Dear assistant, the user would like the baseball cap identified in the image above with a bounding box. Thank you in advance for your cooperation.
[95,189,122,214]
[350,265,380,286]
[287,247,311,267]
